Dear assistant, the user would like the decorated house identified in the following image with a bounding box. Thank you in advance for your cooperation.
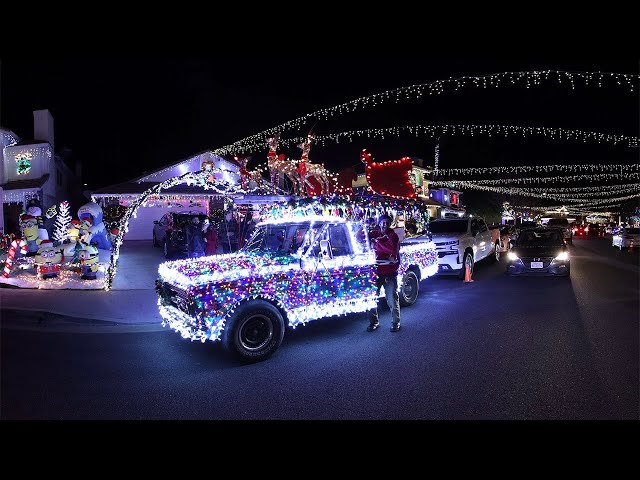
[90,151,287,240]
[427,186,465,218]
[1,110,83,236]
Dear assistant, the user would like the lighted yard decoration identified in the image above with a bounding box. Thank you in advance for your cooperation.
[78,201,111,250]
[15,152,32,175]
[34,240,63,279]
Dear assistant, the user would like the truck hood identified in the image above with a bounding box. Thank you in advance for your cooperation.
[431,233,466,244]
[158,252,299,290]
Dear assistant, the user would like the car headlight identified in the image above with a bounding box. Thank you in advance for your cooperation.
[554,251,569,261]
[507,251,519,261]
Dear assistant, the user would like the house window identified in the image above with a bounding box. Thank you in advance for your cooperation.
[57,169,62,187]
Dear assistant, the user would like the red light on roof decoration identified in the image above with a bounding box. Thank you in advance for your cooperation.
[360,149,416,199]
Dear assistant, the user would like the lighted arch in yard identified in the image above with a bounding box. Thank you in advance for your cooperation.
[104,167,280,290]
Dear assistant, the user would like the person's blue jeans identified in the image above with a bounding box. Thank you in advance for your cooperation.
[370,274,400,326]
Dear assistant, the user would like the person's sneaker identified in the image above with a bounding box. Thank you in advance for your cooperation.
[366,322,380,332]
[390,323,401,332]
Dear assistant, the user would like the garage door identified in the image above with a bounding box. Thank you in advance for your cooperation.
[123,205,208,240]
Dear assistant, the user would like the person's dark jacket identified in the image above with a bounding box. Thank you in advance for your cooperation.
[187,224,206,257]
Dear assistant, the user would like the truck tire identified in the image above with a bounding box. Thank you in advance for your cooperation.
[458,250,474,279]
[222,300,285,363]
[399,270,419,307]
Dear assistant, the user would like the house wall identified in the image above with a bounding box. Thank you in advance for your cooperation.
[123,204,208,240]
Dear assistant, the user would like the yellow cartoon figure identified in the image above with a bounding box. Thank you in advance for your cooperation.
[62,219,82,261]
[20,214,43,254]
[35,240,63,279]
[79,245,100,280]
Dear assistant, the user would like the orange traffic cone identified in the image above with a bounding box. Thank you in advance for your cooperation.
[463,263,474,283]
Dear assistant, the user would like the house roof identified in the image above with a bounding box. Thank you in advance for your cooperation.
[2,174,50,191]
[12,139,50,147]
[91,181,225,196]
[132,150,241,183]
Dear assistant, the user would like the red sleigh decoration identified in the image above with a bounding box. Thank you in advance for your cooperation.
[360,149,415,199]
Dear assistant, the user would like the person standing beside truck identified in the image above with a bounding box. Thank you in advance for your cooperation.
[367,214,401,333]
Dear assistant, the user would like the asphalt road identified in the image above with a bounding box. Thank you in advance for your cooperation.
[2,236,638,420]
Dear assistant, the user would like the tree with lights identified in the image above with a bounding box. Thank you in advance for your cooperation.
[53,201,72,243]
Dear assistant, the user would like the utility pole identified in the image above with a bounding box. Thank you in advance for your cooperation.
[434,136,440,175]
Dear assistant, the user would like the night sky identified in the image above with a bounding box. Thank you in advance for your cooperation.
[1,59,637,192]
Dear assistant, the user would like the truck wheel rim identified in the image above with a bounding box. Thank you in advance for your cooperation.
[239,314,273,351]
[403,273,418,302]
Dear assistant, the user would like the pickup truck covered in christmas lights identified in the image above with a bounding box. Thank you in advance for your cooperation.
[156,215,438,362]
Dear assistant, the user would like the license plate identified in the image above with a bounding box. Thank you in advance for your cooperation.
[530,262,543,269]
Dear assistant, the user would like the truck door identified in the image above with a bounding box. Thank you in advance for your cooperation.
[478,218,491,257]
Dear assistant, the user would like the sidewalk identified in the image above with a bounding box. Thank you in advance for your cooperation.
[0,241,166,326]
[0,287,162,325]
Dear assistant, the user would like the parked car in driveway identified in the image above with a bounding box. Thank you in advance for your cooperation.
[506,227,570,277]
[612,227,640,250]
[153,211,209,259]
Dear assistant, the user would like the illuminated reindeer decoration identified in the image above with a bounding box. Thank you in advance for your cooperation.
[236,156,264,191]
[266,134,303,195]
[297,131,332,195]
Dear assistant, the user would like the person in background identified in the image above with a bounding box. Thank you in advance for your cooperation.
[202,217,218,256]
[367,214,401,333]
[243,213,257,246]
[187,216,205,258]
[221,211,239,254]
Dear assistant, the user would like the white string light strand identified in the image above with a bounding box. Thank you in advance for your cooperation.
[433,164,640,177]
[458,172,640,185]
[212,70,638,157]
[430,180,640,203]
[220,124,639,155]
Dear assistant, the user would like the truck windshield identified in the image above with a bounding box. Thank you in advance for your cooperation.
[428,219,468,233]
[242,223,322,256]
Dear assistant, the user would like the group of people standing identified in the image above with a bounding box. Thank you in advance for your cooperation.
[186,211,257,258]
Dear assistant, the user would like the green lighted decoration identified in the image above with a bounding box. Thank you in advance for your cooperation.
[16,152,33,175]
